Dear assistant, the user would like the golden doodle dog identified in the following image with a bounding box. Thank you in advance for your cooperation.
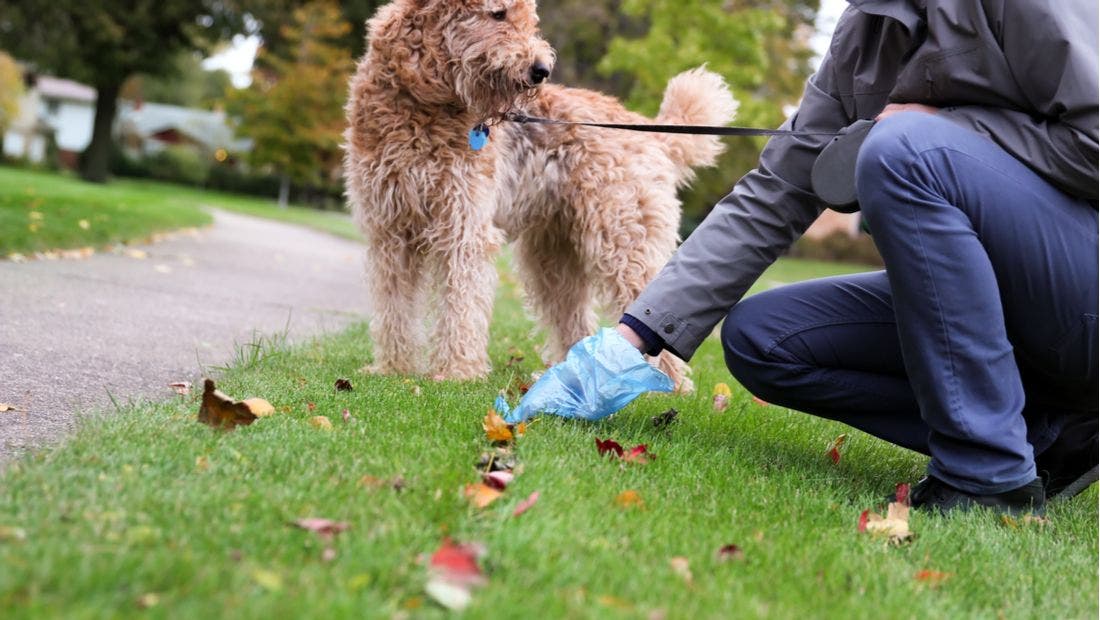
[344,0,737,389]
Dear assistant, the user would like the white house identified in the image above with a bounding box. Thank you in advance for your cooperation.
[116,101,251,159]
[2,74,96,166]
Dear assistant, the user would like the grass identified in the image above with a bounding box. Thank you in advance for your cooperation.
[1,261,1096,618]
[0,167,359,256]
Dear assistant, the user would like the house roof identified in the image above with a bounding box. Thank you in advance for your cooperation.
[117,102,252,153]
[36,76,96,103]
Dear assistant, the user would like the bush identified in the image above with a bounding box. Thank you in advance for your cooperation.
[146,145,211,186]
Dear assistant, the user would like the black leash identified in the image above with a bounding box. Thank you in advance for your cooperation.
[504,113,841,138]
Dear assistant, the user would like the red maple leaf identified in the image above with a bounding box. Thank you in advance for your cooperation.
[595,437,624,458]
[512,491,540,517]
[622,444,655,464]
[857,509,870,533]
[895,483,911,506]
[429,539,484,583]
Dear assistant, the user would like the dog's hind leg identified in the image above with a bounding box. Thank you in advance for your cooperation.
[514,226,598,364]
[364,234,425,376]
[427,224,502,381]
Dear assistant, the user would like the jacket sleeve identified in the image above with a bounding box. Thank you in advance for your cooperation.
[624,50,852,361]
[940,0,1099,200]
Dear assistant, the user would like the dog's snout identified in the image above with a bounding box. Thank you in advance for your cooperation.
[530,61,550,84]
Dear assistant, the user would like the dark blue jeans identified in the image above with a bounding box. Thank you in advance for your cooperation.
[723,113,1098,494]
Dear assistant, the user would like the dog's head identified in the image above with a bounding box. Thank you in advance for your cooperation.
[367,0,555,118]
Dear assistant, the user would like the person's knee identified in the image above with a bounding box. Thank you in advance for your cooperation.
[721,296,781,398]
[855,112,945,222]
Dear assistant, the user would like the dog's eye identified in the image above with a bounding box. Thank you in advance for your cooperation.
[490,9,507,21]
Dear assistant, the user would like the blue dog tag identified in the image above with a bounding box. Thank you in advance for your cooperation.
[468,124,490,151]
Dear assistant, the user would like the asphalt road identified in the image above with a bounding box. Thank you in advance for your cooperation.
[0,210,368,460]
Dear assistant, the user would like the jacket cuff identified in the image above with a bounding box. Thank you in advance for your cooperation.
[619,314,666,357]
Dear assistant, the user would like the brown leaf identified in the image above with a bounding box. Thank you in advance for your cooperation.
[669,557,694,586]
[860,502,913,544]
[914,569,952,587]
[334,378,354,391]
[751,396,770,407]
[512,491,540,517]
[291,518,350,540]
[826,433,848,465]
[307,402,317,412]
[651,408,679,429]
[465,483,503,509]
[197,379,257,429]
[167,381,192,396]
[243,398,275,417]
[309,416,333,430]
[716,544,745,562]
[0,403,21,413]
[615,490,644,509]
[483,410,514,443]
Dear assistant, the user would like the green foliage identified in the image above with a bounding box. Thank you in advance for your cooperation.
[122,52,234,110]
[0,51,23,133]
[229,1,354,187]
[147,146,213,187]
[598,0,820,228]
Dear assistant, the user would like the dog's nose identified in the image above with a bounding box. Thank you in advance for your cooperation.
[529,62,550,84]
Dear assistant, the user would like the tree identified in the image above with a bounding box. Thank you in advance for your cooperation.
[245,0,386,61]
[598,0,820,230]
[0,51,23,133]
[122,52,234,110]
[0,1,249,182]
[229,1,354,207]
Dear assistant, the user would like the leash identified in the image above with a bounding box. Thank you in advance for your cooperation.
[504,113,842,138]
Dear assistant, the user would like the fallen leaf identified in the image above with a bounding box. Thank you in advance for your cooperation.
[342,408,352,423]
[914,569,952,587]
[515,422,528,436]
[476,450,518,473]
[826,434,848,465]
[1001,514,1052,529]
[860,502,913,544]
[0,525,27,542]
[513,491,540,517]
[465,483,503,509]
[716,544,745,562]
[752,396,770,407]
[168,381,192,396]
[359,475,386,490]
[243,398,275,417]
[713,383,732,412]
[334,378,354,391]
[483,471,514,491]
[125,248,148,260]
[309,416,333,430]
[651,408,679,429]
[506,348,525,367]
[895,483,911,506]
[426,538,487,611]
[483,410,514,443]
[291,518,350,540]
[669,557,694,586]
[0,404,20,413]
[596,437,624,458]
[197,379,258,429]
[135,592,160,609]
[251,568,283,592]
[615,490,644,509]
[195,455,210,472]
[597,595,635,610]
[307,402,317,412]
[321,547,337,562]
[622,444,655,464]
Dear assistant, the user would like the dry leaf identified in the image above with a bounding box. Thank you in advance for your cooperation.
[515,422,528,436]
[752,396,770,407]
[168,382,192,396]
[651,408,679,429]
[669,557,694,586]
[291,518,349,540]
[1001,514,1052,529]
[712,383,732,412]
[195,456,210,472]
[465,483,503,509]
[513,491,540,517]
[334,378,354,391]
[483,471,514,491]
[914,569,952,587]
[596,437,624,458]
[716,544,745,562]
[622,444,655,465]
[615,490,645,509]
[0,525,27,542]
[197,379,257,429]
[342,408,352,423]
[307,402,317,412]
[483,410,514,443]
[895,483,911,506]
[135,593,160,609]
[826,434,848,465]
[309,416,333,430]
[0,404,20,413]
[426,538,487,611]
[859,502,913,544]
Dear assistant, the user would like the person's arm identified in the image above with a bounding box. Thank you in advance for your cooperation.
[621,47,854,360]
[938,0,1099,200]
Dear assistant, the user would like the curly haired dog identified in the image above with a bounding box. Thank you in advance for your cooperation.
[344,0,737,389]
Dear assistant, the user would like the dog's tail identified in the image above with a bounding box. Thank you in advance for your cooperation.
[654,67,739,186]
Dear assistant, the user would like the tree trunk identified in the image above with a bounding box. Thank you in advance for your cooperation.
[278,173,290,209]
[80,81,121,184]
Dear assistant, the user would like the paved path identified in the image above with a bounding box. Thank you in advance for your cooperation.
[0,210,368,459]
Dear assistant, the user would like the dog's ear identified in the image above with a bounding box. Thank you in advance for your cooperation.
[367,0,455,104]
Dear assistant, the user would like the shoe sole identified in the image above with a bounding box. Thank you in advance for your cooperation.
[1048,464,1099,502]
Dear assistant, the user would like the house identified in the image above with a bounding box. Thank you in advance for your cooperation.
[2,74,96,167]
[116,101,252,160]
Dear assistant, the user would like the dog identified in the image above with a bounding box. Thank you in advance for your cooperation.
[344,0,737,390]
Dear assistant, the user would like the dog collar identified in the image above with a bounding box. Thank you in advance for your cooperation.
[468,124,490,151]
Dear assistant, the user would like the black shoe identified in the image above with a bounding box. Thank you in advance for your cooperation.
[904,476,1045,516]
[1037,414,1099,502]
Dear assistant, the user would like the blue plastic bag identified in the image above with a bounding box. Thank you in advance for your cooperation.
[496,328,674,423]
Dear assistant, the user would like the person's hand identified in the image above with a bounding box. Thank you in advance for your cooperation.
[615,322,647,352]
[876,103,940,121]
[498,328,674,423]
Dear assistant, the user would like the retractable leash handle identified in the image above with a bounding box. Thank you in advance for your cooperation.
[810,119,877,213]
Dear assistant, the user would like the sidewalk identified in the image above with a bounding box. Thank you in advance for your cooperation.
[0,210,368,459]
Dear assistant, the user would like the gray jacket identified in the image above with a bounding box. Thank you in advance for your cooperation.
[626,0,1099,360]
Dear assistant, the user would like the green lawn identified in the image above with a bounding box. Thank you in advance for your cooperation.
[1,256,1095,618]
[0,167,358,256]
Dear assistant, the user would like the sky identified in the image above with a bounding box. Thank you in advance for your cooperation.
[203,0,851,88]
